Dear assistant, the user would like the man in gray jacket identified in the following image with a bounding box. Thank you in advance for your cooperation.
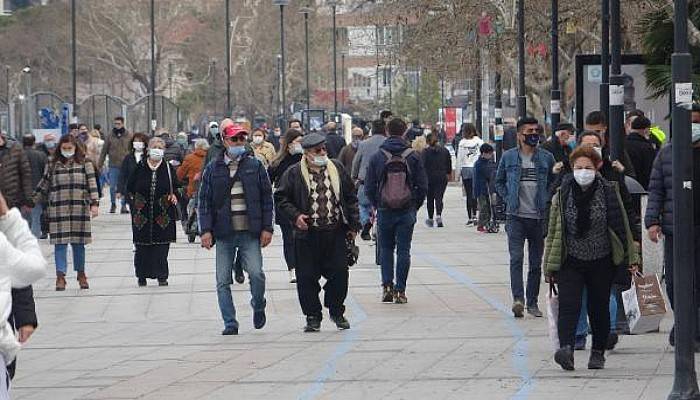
[351,119,386,240]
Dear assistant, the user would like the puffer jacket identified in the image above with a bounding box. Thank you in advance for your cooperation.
[0,208,47,364]
[0,142,33,208]
[645,144,673,234]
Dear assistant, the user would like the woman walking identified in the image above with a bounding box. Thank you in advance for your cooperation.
[544,146,638,371]
[126,137,181,287]
[251,128,277,167]
[421,131,452,227]
[34,135,99,291]
[456,123,483,225]
[268,129,304,283]
[117,133,149,203]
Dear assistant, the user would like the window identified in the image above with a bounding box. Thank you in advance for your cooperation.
[382,68,392,86]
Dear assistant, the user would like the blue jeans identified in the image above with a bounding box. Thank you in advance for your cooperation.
[377,208,417,292]
[576,288,618,337]
[506,215,544,307]
[55,244,86,275]
[108,167,125,207]
[29,206,43,238]
[215,232,266,329]
[358,185,373,226]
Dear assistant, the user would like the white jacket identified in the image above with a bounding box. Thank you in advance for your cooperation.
[0,209,47,364]
[457,137,484,169]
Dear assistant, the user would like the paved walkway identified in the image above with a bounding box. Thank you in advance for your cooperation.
[12,187,685,399]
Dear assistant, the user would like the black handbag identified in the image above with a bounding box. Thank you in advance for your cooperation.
[165,163,183,221]
[346,237,359,266]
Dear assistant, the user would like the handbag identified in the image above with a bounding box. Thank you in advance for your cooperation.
[546,283,560,350]
[165,163,183,221]
[346,237,359,267]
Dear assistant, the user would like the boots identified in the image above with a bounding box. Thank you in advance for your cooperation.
[360,223,372,241]
[554,345,575,371]
[77,271,89,290]
[55,273,66,291]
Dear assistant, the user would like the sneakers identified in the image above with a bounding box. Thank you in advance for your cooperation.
[137,278,147,287]
[109,204,116,214]
[527,305,543,318]
[288,269,297,283]
[394,291,408,304]
[331,315,350,330]
[382,285,395,303]
[425,218,434,228]
[158,279,168,286]
[221,326,238,335]
[574,335,587,351]
[554,346,575,371]
[304,316,322,332]
[253,310,266,329]
[77,272,89,290]
[120,206,129,214]
[606,333,619,350]
[360,223,372,241]
[465,219,474,226]
[512,300,525,318]
[55,273,66,291]
[436,216,444,228]
[588,349,606,369]
[476,226,486,233]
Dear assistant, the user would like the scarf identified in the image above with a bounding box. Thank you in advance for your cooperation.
[300,157,340,196]
[571,178,598,238]
[113,127,126,137]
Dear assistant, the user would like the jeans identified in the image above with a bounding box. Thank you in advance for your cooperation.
[377,208,417,292]
[215,232,266,329]
[426,177,447,220]
[55,244,86,275]
[358,185,373,226]
[575,287,618,337]
[477,195,491,228]
[506,215,544,307]
[21,206,43,238]
[108,167,125,207]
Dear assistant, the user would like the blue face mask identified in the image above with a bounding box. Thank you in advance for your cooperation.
[227,145,246,158]
[45,141,56,149]
[523,134,540,147]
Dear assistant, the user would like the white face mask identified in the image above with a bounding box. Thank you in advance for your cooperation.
[149,148,165,161]
[312,155,328,167]
[252,136,264,145]
[289,143,303,155]
[692,123,700,143]
[61,150,75,159]
[133,142,145,152]
[573,169,596,187]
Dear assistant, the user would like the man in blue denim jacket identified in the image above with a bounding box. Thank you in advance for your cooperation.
[495,117,555,318]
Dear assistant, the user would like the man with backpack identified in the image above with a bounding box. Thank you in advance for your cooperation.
[365,118,428,304]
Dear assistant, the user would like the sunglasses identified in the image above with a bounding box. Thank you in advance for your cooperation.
[225,136,246,143]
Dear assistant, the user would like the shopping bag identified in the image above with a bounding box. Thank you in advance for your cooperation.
[546,283,560,350]
[622,273,667,334]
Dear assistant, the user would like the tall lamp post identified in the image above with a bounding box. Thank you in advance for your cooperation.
[22,65,31,134]
[225,0,231,116]
[299,5,313,131]
[71,0,77,121]
[516,0,526,118]
[5,65,9,136]
[608,0,624,162]
[328,0,338,121]
[150,0,157,134]
[668,0,700,396]
[600,0,610,118]
[273,0,289,128]
[550,0,561,130]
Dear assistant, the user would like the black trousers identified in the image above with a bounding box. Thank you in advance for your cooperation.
[280,222,296,271]
[462,178,477,219]
[557,256,615,351]
[426,177,448,219]
[294,227,348,318]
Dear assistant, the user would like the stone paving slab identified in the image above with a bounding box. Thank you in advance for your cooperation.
[10,187,692,399]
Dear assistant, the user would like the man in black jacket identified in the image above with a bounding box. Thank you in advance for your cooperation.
[323,122,346,159]
[274,133,360,333]
[625,116,657,190]
[541,122,575,174]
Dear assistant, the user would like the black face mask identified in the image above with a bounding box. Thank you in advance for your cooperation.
[523,134,540,147]
[113,126,126,136]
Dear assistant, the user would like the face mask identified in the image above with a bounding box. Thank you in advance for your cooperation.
[290,144,303,155]
[133,142,145,151]
[210,127,219,136]
[61,150,75,159]
[45,141,56,150]
[523,134,540,147]
[312,155,329,167]
[274,130,281,137]
[177,139,188,147]
[149,148,164,161]
[573,169,596,187]
[252,136,264,145]
[227,145,246,158]
[693,123,700,143]
[351,139,361,149]
[592,146,603,159]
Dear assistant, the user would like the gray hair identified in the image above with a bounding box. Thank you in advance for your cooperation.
[194,138,210,150]
[148,137,166,149]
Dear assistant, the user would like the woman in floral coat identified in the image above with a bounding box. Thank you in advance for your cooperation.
[126,137,181,287]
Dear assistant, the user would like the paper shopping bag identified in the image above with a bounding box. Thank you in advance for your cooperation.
[622,273,667,334]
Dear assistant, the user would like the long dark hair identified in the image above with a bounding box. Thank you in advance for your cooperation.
[462,123,477,139]
[55,134,86,165]
[271,129,304,167]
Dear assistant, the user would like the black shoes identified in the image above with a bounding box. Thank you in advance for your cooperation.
[158,279,168,286]
[361,223,372,241]
[221,327,239,336]
[331,315,351,330]
[120,206,129,214]
[138,278,147,287]
[554,346,575,371]
[304,316,322,332]
[436,216,444,228]
[234,268,245,284]
[254,310,266,329]
[606,333,619,350]
[588,349,606,369]
[382,285,394,303]
[527,305,543,318]
[109,204,116,214]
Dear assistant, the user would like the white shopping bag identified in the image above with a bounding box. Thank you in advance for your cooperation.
[546,283,560,350]
[622,273,667,334]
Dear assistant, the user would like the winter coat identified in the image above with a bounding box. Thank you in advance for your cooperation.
[198,151,274,238]
[99,129,133,169]
[33,160,99,244]
[422,145,452,182]
[177,148,207,198]
[540,136,570,169]
[0,208,47,364]
[364,136,429,210]
[23,147,48,191]
[544,175,639,277]
[268,153,302,188]
[274,158,361,233]
[126,160,181,245]
[495,147,556,219]
[351,134,385,182]
[205,140,225,168]
[325,132,347,160]
[164,138,185,165]
[473,157,496,198]
[625,131,657,190]
[117,152,143,197]
[84,136,104,167]
[337,144,358,172]
[0,143,33,208]
[645,145,674,234]
[251,141,276,168]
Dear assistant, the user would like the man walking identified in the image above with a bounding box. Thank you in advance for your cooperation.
[198,124,273,335]
[274,133,360,332]
[99,116,133,214]
[21,134,47,238]
[495,117,555,318]
[352,119,387,240]
[365,118,428,304]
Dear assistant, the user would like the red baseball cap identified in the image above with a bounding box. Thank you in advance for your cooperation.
[223,124,249,138]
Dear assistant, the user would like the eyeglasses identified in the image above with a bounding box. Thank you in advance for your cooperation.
[225,136,246,143]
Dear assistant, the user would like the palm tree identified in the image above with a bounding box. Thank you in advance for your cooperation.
[637,1,700,101]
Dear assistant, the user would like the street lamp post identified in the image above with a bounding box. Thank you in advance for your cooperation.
[71,0,77,120]
[300,6,313,131]
[495,72,504,160]
[226,0,231,116]
[5,65,9,135]
[415,67,420,122]
[516,0,527,119]
[150,0,156,134]
[22,65,31,134]
[668,0,700,396]
[608,0,624,162]
[341,52,346,111]
[329,0,338,121]
[273,0,289,128]
[550,0,561,130]
[600,0,610,117]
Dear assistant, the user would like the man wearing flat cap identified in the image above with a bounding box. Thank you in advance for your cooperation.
[198,124,274,335]
[274,133,361,332]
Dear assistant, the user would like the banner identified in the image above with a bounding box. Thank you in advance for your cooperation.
[442,107,462,142]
